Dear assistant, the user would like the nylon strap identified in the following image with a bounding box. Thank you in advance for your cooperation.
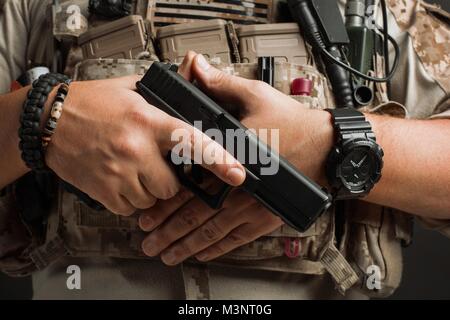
[320,244,359,295]
[29,186,68,270]
[226,21,241,63]
[182,263,211,300]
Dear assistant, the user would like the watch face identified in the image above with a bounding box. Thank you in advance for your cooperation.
[340,147,375,189]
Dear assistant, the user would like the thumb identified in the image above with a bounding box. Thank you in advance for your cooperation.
[192,54,258,108]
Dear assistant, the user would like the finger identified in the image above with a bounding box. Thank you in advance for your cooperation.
[138,188,194,232]
[97,192,136,217]
[111,74,143,90]
[141,197,218,257]
[195,208,284,262]
[138,142,181,200]
[191,54,265,109]
[195,224,252,262]
[139,173,218,232]
[159,203,251,266]
[160,117,246,187]
[63,173,135,217]
[121,175,157,210]
[178,51,197,81]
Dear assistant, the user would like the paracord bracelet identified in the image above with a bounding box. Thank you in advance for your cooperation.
[19,73,71,172]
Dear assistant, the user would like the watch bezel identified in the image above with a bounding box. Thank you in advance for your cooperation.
[327,138,384,197]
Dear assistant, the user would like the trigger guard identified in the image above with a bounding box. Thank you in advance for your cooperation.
[171,160,233,210]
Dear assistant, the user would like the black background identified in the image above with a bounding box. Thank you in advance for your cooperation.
[1,0,449,300]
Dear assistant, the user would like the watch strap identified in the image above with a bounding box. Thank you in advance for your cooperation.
[328,108,376,143]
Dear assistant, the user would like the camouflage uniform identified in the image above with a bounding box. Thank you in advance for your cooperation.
[0,0,449,299]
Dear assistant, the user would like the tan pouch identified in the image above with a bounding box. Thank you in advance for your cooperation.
[78,15,157,61]
[344,201,413,298]
[157,19,233,64]
[236,23,310,65]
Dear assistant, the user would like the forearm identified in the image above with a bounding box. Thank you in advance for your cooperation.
[366,114,450,219]
[0,88,31,189]
[303,111,450,219]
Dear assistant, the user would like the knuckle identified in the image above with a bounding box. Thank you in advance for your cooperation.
[200,220,223,242]
[146,196,158,208]
[163,181,181,200]
[114,133,141,159]
[176,189,193,203]
[135,197,157,210]
[176,241,193,257]
[176,208,201,229]
[109,196,136,217]
[152,231,171,247]
[101,160,121,177]
[180,51,195,68]
[126,107,152,129]
[209,70,228,89]
[163,118,191,149]
[140,173,153,191]
[186,50,197,58]
[227,232,248,246]
[211,244,225,256]
[189,129,197,148]
[113,205,135,217]
[162,115,180,133]
[153,180,180,200]
[183,128,197,153]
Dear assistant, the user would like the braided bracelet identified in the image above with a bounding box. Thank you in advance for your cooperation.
[42,83,71,150]
[19,73,71,172]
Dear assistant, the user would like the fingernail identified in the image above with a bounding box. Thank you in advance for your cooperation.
[196,54,210,71]
[196,252,209,262]
[162,252,177,265]
[143,239,156,257]
[226,167,245,185]
[140,215,154,231]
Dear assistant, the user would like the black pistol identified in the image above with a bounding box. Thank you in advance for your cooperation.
[136,62,332,232]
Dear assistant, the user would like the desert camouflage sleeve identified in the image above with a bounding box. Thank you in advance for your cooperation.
[389,0,450,117]
[0,0,53,94]
[389,0,450,236]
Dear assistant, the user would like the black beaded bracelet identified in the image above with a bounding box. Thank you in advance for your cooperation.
[42,82,71,150]
[19,73,71,172]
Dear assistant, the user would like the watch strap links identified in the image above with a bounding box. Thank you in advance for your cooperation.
[328,108,376,142]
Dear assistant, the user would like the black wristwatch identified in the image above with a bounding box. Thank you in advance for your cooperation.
[326,108,384,200]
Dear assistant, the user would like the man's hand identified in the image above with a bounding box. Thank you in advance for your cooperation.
[139,52,333,264]
[139,188,283,265]
[45,75,246,216]
[178,53,334,185]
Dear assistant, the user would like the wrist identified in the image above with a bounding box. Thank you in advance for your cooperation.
[18,73,71,172]
[289,109,334,187]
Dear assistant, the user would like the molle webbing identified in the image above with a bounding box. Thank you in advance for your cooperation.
[148,0,273,28]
